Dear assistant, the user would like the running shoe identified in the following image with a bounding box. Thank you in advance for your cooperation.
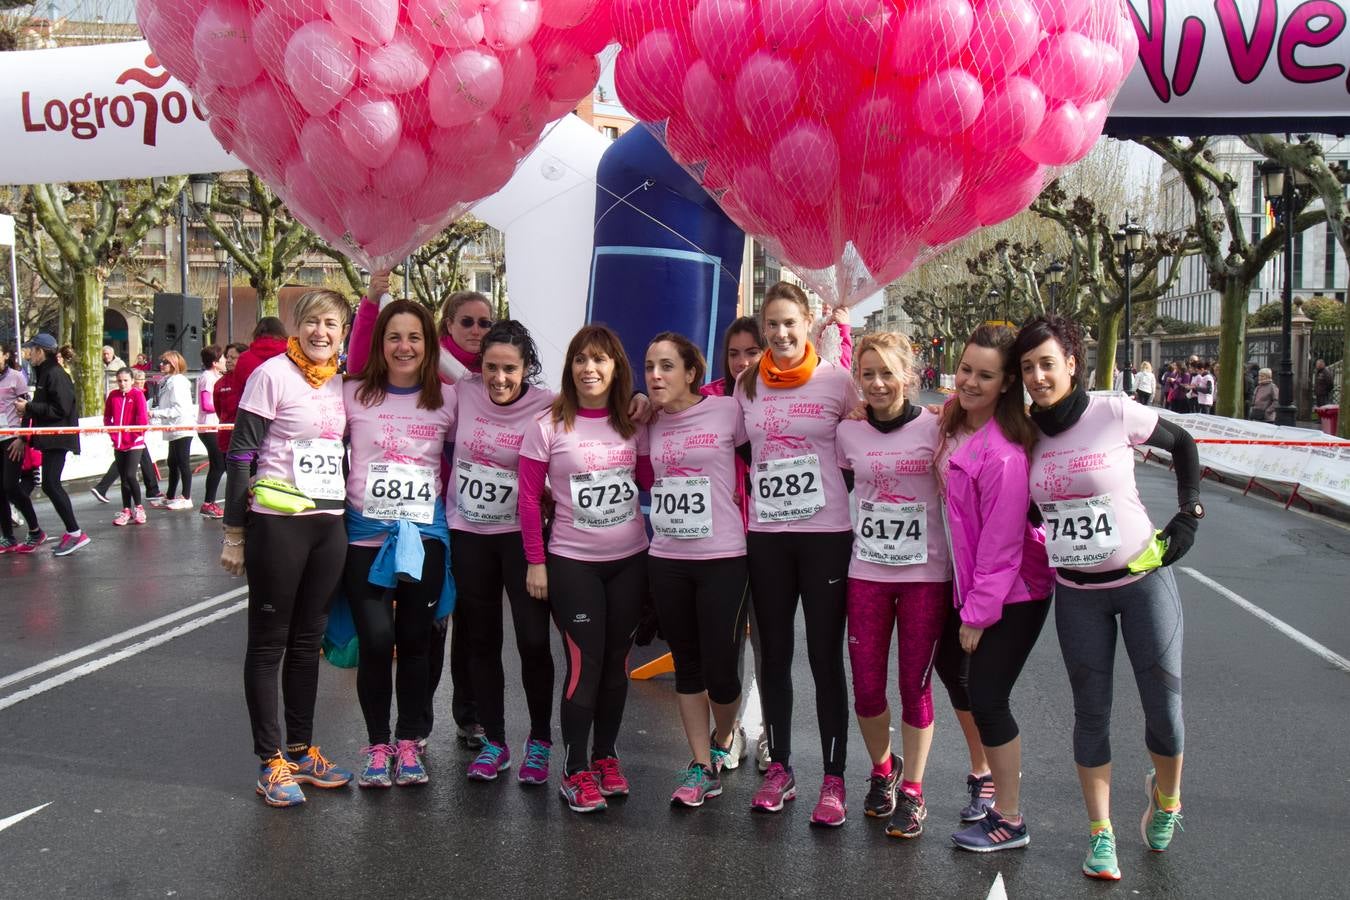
[52,532,91,557]
[1141,770,1183,851]
[256,753,305,808]
[166,497,193,511]
[709,733,733,775]
[289,745,352,788]
[560,770,607,813]
[132,506,147,524]
[755,733,771,773]
[393,739,429,786]
[864,754,902,817]
[591,756,629,797]
[357,743,395,789]
[751,762,797,813]
[199,502,224,519]
[960,773,996,821]
[148,495,168,508]
[456,723,486,749]
[0,537,18,553]
[952,810,1030,852]
[1082,829,1122,880]
[810,775,847,827]
[671,764,722,808]
[517,739,551,785]
[14,530,45,554]
[90,487,110,504]
[113,509,131,526]
[885,790,928,839]
[466,740,511,781]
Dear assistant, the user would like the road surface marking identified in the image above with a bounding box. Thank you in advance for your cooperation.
[1181,568,1350,674]
[0,803,51,834]
[0,588,247,691]
[0,601,247,712]
[986,873,1007,900]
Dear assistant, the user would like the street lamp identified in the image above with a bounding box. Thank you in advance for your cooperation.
[151,173,217,294]
[987,288,1000,323]
[1260,152,1308,426]
[1045,260,1066,316]
[1113,217,1145,394]
[214,242,234,345]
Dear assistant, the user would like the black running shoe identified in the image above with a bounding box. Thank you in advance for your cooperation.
[863,753,902,818]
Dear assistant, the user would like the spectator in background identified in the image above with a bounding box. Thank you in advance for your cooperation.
[1160,362,1181,411]
[57,344,76,372]
[214,320,287,458]
[103,367,149,526]
[1193,360,1215,415]
[1250,368,1278,422]
[91,366,162,506]
[1134,361,1156,405]
[150,351,196,511]
[102,346,127,371]
[1243,363,1259,417]
[198,346,227,519]
[1314,359,1334,407]
[0,343,34,553]
[134,354,152,372]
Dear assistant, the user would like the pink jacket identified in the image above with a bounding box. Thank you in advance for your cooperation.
[943,419,1053,629]
[103,388,148,451]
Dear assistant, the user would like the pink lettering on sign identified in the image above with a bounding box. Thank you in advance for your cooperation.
[1278,0,1347,84]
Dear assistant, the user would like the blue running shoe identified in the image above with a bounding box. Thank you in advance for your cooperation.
[357,743,394,789]
[960,773,996,821]
[1141,770,1183,851]
[290,745,352,788]
[1083,829,1122,880]
[393,739,429,786]
[951,810,1029,852]
[256,753,305,808]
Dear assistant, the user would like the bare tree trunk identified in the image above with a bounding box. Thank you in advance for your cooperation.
[1215,279,1249,418]
[72,269,104,416]
[1095,306,1120,390]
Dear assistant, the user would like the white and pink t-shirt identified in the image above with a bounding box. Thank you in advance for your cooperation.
[343,380,457,544]
[646,395,748,560]
[238,354,347,517]
[738,360,859,533]
[519,409,649,563]
[448,377,555,534]
[1028,394,1159,586]
[836,409,951,583]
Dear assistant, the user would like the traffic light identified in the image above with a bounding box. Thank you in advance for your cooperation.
[931,336,944,354]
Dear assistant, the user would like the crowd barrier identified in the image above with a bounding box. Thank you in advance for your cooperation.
[0,417,225,482]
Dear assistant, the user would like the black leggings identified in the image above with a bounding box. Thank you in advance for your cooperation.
[549,551,647,775]
[243,513,347,759]
[96,451,159,498]
[165,436,192,500]
[747,529,853,777]
[453,529,554,746]
[114,449,143,508]
[934,598,1051,748]
[1,439,38,540]
[343,540,445,745]
[40,449,79,533]
[649,555,749,704]
[202,438,225,504]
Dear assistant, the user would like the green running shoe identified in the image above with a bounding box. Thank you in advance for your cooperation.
[1083,829,1122,881]
[1141,770,1184,851]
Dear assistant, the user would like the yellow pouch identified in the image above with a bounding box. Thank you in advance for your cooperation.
[252,477,316,514]
[1127,531,1167,575]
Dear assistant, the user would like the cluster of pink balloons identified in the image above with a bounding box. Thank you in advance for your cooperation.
[138,0,612,268]
[613,0,1137,305]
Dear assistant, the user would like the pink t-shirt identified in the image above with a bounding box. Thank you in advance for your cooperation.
[238,354,347,517]
[646,395,749,560]
[519,409,649,563]
[1028,394,1159,586]
[448,377,556,534]
[836,409,952,583]
[343,380,457,544]
[737,360,859,533]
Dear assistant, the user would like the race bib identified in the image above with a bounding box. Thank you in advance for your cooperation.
[362,461,437,523]
[754,454,825,523]
[455,459,519,526]
[291,438,345,501]
[569,466,638,529]
[650,476,713,540]
[854,499,927,566]
[1037,495,1122,568]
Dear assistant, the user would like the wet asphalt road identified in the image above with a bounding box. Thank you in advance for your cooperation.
[1,454,1348,899]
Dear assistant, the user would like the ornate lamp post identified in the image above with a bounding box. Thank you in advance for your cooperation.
[1113,217,1145,394]
[1045,259,1065,316]
[1259,157,1308,426]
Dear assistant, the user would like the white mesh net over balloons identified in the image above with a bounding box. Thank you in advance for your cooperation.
[613,0,1137,308]
[137,0,613,269]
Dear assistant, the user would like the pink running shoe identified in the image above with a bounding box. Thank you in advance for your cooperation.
[810,775,847,827]
[591,757,629,797]
[113,509,131,526]
[466,740,511,781]
[559,771,606,813]
[517,739,551,786]
[132,506,147,524]
[751,762,797,813]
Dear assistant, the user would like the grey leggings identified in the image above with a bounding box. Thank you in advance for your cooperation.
[1055,566,1184,767]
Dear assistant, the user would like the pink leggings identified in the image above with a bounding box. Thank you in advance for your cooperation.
[846,579,951,727]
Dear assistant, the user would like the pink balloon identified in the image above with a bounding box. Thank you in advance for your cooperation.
[285,20,358,116]
[496,95,551,147]
[207,115,237,153]
[614,48,672,122]
[1075,100,1110,158]
[194,3,260,90]
[1088,40,1125,102]
[841,83,910,163]
[800,45,855,117]
[495,45,539,114]
[825,0,895,60]
[760,0,824,51]
[483,0,543,51]
[427,116,502,169]
[1027,32,1103,103]
[1030,0,1090,31]
[408,0,486,48]
[1021,101,1086,165]
[912,68,983,137]
[252,6,295,78]
[374,138,430,198]
[428,49,505,127]
[779,219,843,270]
[692,0,762,77]
[562,2,615,54]
[538,40,601,105]
[631,29,694,120]
[921,196,981,245]
[195,75,242,121]
[285,154,342,226]
[542,0,599,28]
[324,0,399,46]
[361,33,433,94]
[666,114,712,166]
[683,60,737,143]
[967,76,1045,152]
[258,0,328,23]
[141,10,200,84]
[769,122,838,207]
[343,190,404,247]
[734,165,795,231]
[612,0,679,45]
[898,141,963,219]
[892,0,974,77]
[734,52,799,135]
[300,114,371,191]
[408,174,466,223]
[234,81,298,172]
[153,0,209,34]
[339,88,402,168]
[966,0,1041,78]
[974,163,1046,225]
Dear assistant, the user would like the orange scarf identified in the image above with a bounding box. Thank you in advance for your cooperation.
[286,337,339,388]
[759,341,820,390]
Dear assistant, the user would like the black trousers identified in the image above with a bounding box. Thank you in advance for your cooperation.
[1,438,38,540]
[649,554,748,704]
[40,449,79,533]
[114,448,143,508]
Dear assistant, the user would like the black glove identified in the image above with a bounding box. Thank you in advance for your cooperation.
[1159,513,1199,567]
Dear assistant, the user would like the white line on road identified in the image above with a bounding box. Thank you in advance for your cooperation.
[0,802,51,834]
[0,587,247,691]
[1181,567,1350,674]
[985,873,1007,900]
[0,601,247,712]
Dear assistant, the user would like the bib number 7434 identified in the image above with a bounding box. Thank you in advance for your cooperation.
[1037,495,1122,568]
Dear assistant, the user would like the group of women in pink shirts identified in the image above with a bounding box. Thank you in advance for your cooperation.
[218,274,1201,885]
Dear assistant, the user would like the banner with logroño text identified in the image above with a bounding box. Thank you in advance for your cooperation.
[0,40,236,185]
